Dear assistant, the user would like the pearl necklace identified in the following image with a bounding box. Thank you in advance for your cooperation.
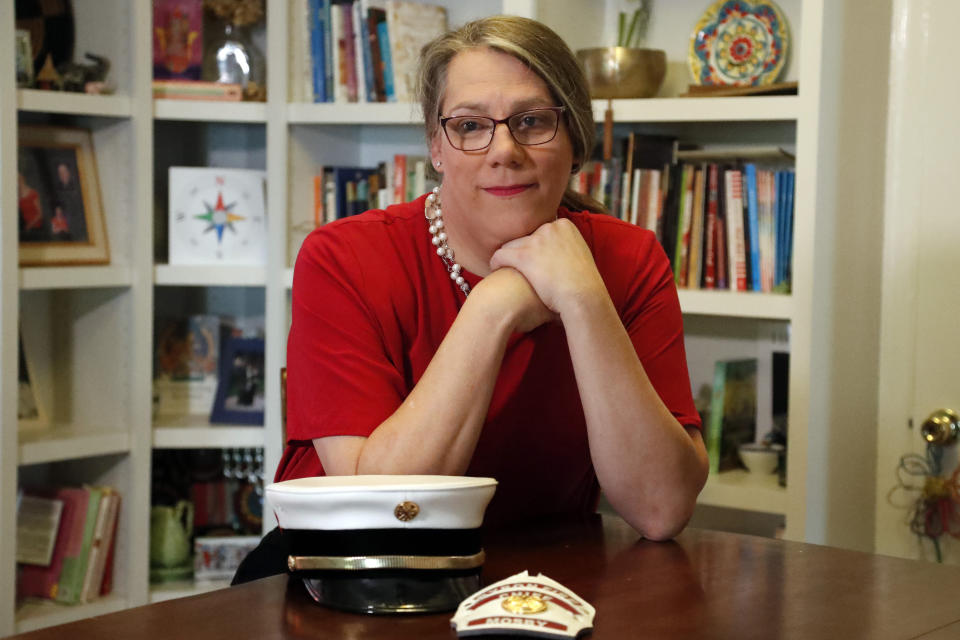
[425,186,471,297]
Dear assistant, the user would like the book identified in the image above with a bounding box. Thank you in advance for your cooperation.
[674,164,695,285]
[56,486,103,604]
[98,497,121,596]
[351,1,368,102]
[706,359,758,473]
[16,493,63,567]
[330,1,347,103]
[686,165,706,289]
[758,168,775,292]
[376,15,395,101]
[703,164,719,289]
[386,1,447,103]
[782,171,795,288]
[659,164,681,265]
[308,0,328,102]
[724,168,747,291]
[290,0,308,101]
[644,169,661,231]
[714,165,728,290]
[17,487,85,600]
[151,80,242,101]
[743,164,762,291]
[392,153,407,204]
[80,489,120,602]
[357,1,376,101]
[366,5,388,101]
[341,0,359,102]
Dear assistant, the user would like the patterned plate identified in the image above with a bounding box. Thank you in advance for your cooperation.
[689,0,790,86]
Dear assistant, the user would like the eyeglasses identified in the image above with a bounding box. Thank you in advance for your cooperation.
[439,107,566,151]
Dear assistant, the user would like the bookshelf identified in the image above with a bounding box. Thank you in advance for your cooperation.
[0,0,890,633]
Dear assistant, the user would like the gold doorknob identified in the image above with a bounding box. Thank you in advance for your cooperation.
[921,409,960,445]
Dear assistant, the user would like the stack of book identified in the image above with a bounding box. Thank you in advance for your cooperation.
[291,0,448,103]
[311,153,437,224]
[16,486,122,604]
[573,134,796,293]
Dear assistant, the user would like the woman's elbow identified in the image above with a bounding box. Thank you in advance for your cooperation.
[622,499,697,541]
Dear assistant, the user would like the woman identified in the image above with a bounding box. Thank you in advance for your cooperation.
[277,16,707,540]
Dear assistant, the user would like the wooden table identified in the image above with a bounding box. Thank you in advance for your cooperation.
[13,515,960,639]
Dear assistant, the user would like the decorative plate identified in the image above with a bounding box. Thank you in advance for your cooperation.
[689,0,790,87]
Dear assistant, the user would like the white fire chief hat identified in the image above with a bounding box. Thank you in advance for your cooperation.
[266,475,498,614]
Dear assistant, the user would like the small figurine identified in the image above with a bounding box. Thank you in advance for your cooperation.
[35,53,62,91]
[59,53,112,94]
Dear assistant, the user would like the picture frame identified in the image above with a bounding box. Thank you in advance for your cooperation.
[18,327,48,432]
[17,125,110,266]
[210,337,265,426]
[15,29,34,88]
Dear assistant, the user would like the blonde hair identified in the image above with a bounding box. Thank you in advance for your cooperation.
[416,15,605,213]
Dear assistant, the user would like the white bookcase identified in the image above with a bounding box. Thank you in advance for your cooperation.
[0,0,889,633]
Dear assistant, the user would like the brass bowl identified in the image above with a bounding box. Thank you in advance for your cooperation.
[576,47,667,99]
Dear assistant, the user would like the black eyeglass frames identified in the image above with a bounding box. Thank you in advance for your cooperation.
[439,106,566,151]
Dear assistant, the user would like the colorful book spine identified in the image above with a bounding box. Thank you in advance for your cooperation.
[309,0,327,102]
[321,0,334,101]
[357,1,375,101]
[703,164,719,289]
[56,487,101,604]
[377,19,395,102]
[342,1,359,102]
[743,163,762,292]
[687,166,706,290]
[724,168,747,291]
[706,360,727,474]
[313,174,325,226]
[367,7,387,101]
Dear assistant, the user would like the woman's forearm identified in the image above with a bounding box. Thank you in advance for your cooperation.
[353,292,513,475]
[560,293,709,540]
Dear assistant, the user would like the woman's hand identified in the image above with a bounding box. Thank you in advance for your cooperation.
[470,266,555,334]
[489,218,608,317]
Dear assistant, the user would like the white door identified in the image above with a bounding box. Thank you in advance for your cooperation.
[874,0,960,562]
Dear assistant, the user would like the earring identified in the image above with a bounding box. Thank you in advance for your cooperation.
[434,160,442,169]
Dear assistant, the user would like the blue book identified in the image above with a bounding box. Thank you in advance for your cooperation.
[358,3,376,102]
[783,171,795,286]
[773,170,783,286]
[322,0,334,102]
[779,170,790,286]
[377,20,395,102]
[743,164,762,292]
[309,0,327,102]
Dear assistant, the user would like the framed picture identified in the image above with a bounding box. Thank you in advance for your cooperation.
[15,29,34,88]
[210,337,265,426]
[18,327,48,432]
[17,125,110,266]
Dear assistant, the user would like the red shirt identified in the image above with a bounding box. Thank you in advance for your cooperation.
[278,194,700,526]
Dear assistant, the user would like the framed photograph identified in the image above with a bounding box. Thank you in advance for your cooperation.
[15,29,34,88]
[210,337,265,426]
[18,328,48,431]
[17,125,110,266]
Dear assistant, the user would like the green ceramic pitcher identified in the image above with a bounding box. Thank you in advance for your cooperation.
[150,500,194,568]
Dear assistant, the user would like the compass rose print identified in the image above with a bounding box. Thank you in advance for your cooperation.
[196,189,246,244]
